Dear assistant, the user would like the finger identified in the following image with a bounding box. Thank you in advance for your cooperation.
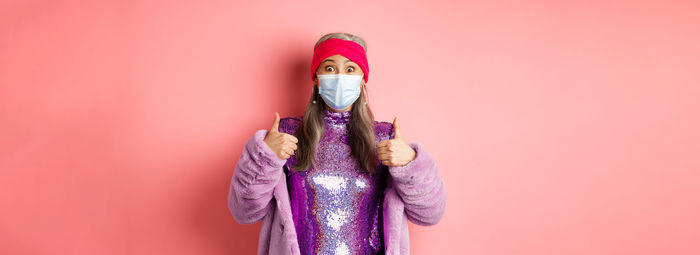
[286,142,298,151]
[379,144,393,153]
[285,134,298,143]
[377,144,390,152]
[393,117,402,140]
[377,154,389,161]
[270,112,280,133]
[378,152,392,160]
[377,147,386,154]
[381,159,394,166]
[377,140,388,147]
[284,148,295,156]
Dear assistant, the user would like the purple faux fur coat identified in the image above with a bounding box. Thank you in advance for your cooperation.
[228,116,446,254]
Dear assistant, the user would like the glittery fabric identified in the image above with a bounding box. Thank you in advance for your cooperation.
[229,110,446,254]
[283,109,387,255]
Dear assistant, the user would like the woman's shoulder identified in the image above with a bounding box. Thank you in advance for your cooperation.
[279,115,303,135]
[373,120,395,141]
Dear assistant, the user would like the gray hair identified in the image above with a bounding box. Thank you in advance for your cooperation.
[314,32,367,52]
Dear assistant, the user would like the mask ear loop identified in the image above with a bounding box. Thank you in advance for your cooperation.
[312,75,318,104]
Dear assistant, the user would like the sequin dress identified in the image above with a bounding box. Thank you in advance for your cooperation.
[283,109,388,255]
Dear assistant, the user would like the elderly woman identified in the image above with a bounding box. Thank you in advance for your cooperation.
[228,32,446,255]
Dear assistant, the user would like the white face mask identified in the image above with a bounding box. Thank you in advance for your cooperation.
[316,73,363,111]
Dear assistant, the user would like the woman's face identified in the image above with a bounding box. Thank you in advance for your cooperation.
[314,54,366,112]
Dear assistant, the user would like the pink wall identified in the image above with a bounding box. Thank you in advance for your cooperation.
[2,0,699,254]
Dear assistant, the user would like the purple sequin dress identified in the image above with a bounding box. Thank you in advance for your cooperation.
[282,109,389,255]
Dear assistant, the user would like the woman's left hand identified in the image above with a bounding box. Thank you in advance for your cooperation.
[378,117,417,167]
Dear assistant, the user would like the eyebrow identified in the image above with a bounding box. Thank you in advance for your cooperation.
[321,59,354,64]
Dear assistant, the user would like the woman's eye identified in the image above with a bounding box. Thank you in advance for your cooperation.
[346,66,354,72]
[325,66,334,72]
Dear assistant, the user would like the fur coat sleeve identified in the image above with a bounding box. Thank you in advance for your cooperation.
[386,135,447,226]
[228,129,287,224]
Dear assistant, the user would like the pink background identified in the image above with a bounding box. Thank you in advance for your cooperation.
[2,0,699,254]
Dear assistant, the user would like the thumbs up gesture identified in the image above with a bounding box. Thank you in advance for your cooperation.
[377,117,417,167]
[263,112,298,160]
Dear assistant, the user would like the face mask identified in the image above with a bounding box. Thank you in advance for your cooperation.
[316,73,363,111]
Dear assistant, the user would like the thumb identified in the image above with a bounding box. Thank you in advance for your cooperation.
[392,117,402,140]
[270,112,280,133]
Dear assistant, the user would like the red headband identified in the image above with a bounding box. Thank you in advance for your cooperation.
[310,38,369,84]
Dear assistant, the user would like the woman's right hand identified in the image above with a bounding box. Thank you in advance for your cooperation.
[264,112,298,160]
